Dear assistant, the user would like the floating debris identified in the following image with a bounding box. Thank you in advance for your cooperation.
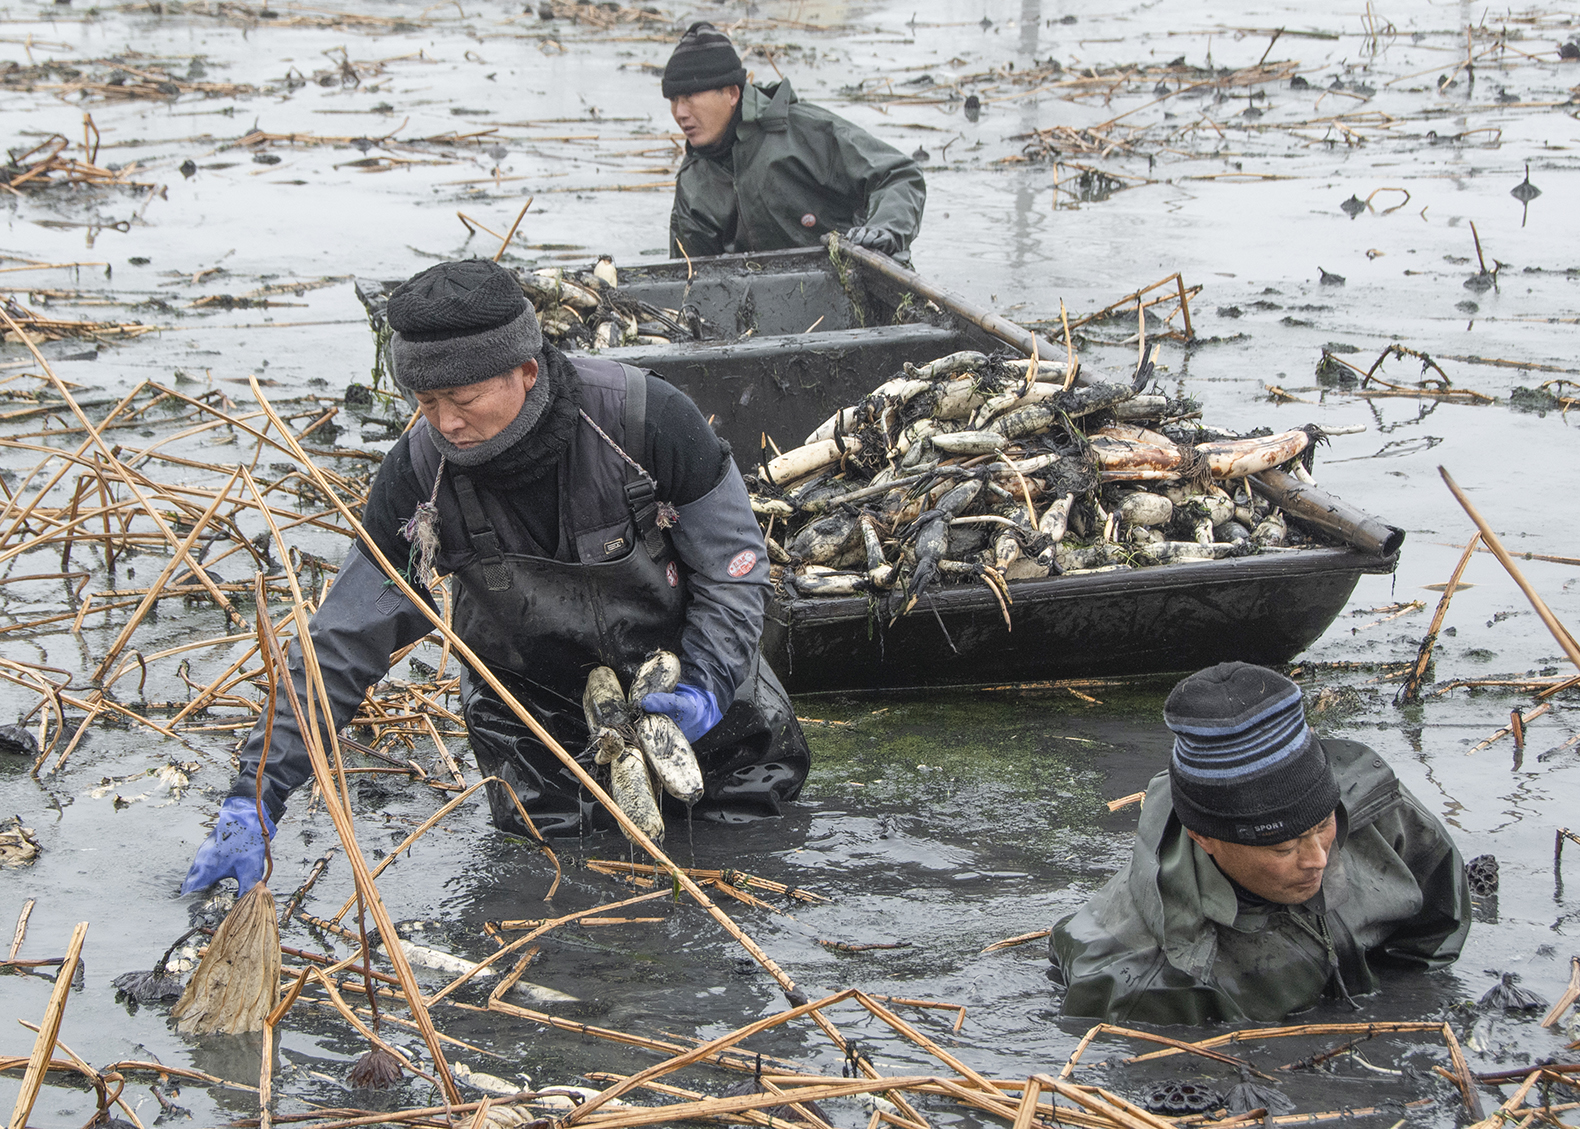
[1226,1069,1295,1115]
[1465,853,1499,896]
[534,0,668,27]
[0,818,41,866]
[0,724,40,757]
[112,968,186,1003]
[0,134,156,192]
[1074,167,1126,202]
[347,1045,406,1089]
[1142,1081,1220,1114]
[187,886,237,930]
[1479,971,1548,1012]
[454,1062,528,1097]
[1511,163,1541,226]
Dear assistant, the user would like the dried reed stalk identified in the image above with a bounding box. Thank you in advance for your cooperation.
[1400,531,1480,702]
[243,466,460,1106]
[7,921,88,1129]
[1441,467,1580,674]
[1543,956,1580,1029]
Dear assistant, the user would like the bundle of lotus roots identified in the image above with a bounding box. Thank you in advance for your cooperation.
[747,350,1332,623]
[518,259,699,350]
[583,651,704,843]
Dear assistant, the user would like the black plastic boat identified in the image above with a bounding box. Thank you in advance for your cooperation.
[354,243,1402,691]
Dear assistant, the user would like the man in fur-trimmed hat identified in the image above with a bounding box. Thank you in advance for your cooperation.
[181,260,810,894]
[663,21,926,262]
[1049,662,1471,1024]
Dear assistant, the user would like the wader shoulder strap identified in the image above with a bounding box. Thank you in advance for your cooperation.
[451,473,512,591]
[616,363,668,561]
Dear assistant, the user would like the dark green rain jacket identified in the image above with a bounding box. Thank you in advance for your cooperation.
[1049,740,1471,1025]
[668,79,925,259]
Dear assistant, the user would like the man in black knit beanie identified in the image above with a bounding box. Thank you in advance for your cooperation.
[661,21,926,261]
[1048,662,1472,1024]
[179,260,812,895]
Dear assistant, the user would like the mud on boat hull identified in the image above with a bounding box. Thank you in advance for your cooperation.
[763,547,1398,692]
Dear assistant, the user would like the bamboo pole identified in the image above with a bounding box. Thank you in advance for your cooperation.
[1440,467,1580,672]
[7,921,88,1129]
[825,233,1063,363]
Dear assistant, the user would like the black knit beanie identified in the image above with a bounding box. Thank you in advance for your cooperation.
[1165,662,1339,845]
[388,259,541,392]
[662,22,747,98]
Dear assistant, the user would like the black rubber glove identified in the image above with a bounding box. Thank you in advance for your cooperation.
[844,226,901,255]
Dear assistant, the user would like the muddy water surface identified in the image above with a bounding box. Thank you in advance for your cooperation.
[3,0,1579,1124]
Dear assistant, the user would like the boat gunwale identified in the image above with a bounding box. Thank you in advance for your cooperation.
[771,545,1399,624]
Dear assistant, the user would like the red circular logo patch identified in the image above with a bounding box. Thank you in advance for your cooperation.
[800,213,817,228]
[666,561,679,588]
[727,550,758,578]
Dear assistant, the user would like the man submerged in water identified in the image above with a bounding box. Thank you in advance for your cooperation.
[1050,662,1472,1023]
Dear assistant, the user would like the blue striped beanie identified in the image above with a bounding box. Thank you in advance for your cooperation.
[1165,663,1338,845]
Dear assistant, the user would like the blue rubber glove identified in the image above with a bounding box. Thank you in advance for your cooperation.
[641,684,722,744]
[181,797,275,895]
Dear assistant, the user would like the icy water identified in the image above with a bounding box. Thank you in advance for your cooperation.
[2,0,1579,1124]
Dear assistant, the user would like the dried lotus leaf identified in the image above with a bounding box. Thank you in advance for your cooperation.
[1479,971,1547,1012]
[170,881,281,1035]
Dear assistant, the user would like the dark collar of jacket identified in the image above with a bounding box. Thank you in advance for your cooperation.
[742,78,796,134]
[1128,738,1402,982]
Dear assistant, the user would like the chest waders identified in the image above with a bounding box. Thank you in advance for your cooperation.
[411,358,809,836]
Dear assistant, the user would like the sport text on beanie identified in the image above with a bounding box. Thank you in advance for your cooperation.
[1165,662,1340,845]
[661,22,748,99]
[387,259,541,392]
